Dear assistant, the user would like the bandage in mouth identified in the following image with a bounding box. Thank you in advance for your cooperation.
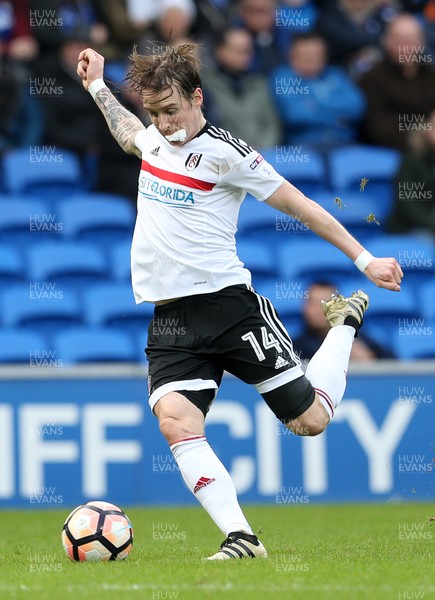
[165,129,187,142]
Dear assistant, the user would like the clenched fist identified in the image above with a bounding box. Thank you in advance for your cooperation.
[364,257,404,292]
[77,48,105,91]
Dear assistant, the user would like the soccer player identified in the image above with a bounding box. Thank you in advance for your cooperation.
[77,43,403,560]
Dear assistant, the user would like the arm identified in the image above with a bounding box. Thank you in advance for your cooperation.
[266,180,403,291]
[77,47,145,158]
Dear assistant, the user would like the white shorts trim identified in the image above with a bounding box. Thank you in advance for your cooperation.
[255,365,305,395]
[149,378,219,411]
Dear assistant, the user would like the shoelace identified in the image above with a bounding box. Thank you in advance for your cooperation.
[221,535,238,549]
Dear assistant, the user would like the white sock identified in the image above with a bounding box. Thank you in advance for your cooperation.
[170,435,253,537]
[305,325,355,420]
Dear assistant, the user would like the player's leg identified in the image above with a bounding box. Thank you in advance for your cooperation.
[280,290,370,435]
[154,391,267,559]
[223,286,369,437]
[154,390,205,445]
[147,294,266,559]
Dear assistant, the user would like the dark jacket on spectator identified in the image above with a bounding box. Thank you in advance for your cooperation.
[359,57,435,149]
[388,146,435,234]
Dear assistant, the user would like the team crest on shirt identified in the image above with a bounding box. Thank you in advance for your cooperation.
[185,153,203,171]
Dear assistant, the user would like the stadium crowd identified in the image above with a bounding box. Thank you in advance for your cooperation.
[3,1,435,196]
[0,0,434,362]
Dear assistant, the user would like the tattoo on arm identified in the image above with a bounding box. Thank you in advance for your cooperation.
[95,88,144,157]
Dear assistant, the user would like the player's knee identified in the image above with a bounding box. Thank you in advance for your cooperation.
[154,391,205,445]
[303,418,328,436]
[305,407,329,436]
[284,419,326,437]
[158,415,180,442]
[283,406,329,437]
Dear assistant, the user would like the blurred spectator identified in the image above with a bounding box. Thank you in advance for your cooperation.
[316,0,398,75]
[201,27,281,148]
[277,0,318,36]
[192,0,240,49]
[293,281,396,362]
[35,26,145,200]
[92,0,141,61]
[270,33,365,146]
[154,0,196,42]
[29,0,107,62]
[420,1,435,68]
[35,28,101,159]
[101,0,197,59]
[0,0,42,150]
[134,0,195,39]
[0,54,42,150]
[388,110,435,235]
[2,0,39,65]
[235,0,288,74]
[401,0,431,13]
[359,13,435,149]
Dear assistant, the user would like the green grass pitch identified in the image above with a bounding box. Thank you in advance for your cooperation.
[0,503,432,600]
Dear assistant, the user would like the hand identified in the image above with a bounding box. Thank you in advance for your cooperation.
[363,257,403,292]
[77,48,105,91]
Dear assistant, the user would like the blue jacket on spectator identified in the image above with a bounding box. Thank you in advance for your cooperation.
[270,64,365,145]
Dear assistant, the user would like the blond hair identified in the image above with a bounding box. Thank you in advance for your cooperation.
[127,43,202,103]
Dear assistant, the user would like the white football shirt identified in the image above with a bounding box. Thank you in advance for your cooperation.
[132,122,284,303]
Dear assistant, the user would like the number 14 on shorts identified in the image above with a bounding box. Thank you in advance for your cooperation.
[242,327,283,361]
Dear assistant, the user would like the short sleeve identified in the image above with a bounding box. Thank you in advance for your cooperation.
[220,152,284,201]
[134,129,149,154]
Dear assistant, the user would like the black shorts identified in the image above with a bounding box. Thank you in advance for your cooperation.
[146,284,315,422]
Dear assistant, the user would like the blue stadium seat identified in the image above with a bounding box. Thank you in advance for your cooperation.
[394,322,435,360]
[277,239,354,286]
[333,276,419,354]
[135,329,149,364]
[329,145,400,189]
[313,191,390,236]
[0,329,49,364]
[0,197,52,243]
[0,245,24,283]
[27,242,109,288]
[254,279,305,317]
[237,239,276,278]
[344,278,418,342]
[1,284,82,334]
[3,147,83,197]
[83,282,154,332]
[103,62,128,84]
[336,275,377,298]
[329,145,401,219]
[419,280,435,321]
[281,317,303,341]
[59,193,135,244]
[261,146,326,196]
[345,278,417,317]
[54,327,137,364]
[254,279,305,335]
[110,239,132,280]
[237,195,279,244]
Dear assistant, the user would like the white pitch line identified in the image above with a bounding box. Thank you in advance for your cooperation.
[0,583,433,594]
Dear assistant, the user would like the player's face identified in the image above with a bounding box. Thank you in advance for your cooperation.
[142,85,205,146]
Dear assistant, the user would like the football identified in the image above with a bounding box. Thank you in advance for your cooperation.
[61,500,133,562]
